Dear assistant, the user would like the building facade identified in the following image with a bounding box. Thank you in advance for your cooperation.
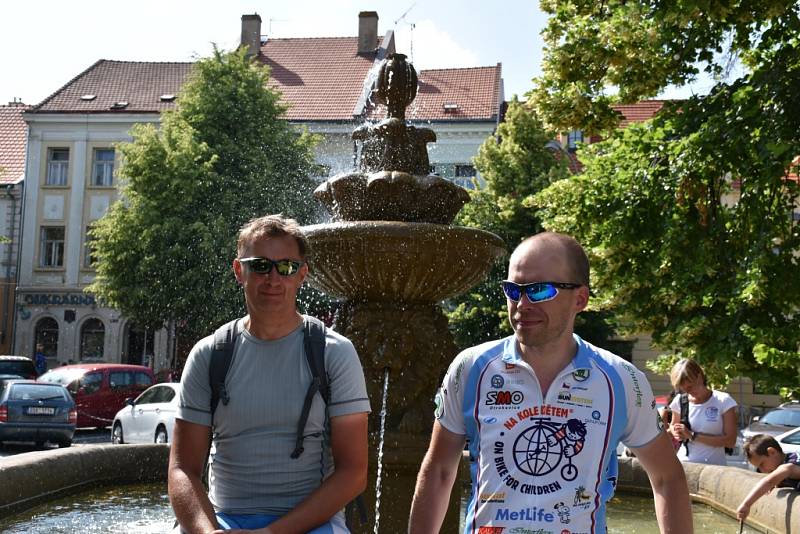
[12,12,504,371]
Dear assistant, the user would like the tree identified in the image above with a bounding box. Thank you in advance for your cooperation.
[88,48,319,345]
[447,99,629,355]
[529,2,800,393]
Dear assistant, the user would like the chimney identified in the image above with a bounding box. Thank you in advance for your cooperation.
[241,14,262,57]
[358,11,379,54]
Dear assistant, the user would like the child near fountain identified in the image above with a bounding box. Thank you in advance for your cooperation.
[736,433,800,521]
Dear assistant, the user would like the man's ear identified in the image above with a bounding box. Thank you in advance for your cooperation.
[233,258,244,285]
[574,285,590,312]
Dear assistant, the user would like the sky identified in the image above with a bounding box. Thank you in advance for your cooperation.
[0,0,713,109]
[0,0,549,107]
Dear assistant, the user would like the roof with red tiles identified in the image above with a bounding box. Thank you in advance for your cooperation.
[366,65,502,122]
[612,100,667,128]
[30,60,193,114]
[0,104,29,184]
[259,37,381,121]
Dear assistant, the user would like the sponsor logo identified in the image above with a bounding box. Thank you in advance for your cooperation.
[572,369,590,382]
[486,390,524,406]
[483,416,498,424]
[495,507,555,523]
[553,502,571,524]
[504,363,516,370]
[434,390,444,419]
[556,391,593,407]
[478,527,505,534]
[479,491,506,503]
[491,374,505,388]
[573,486,592,509]
[507,529,553,534]
[622,363,643,407]
[453,358,467,394]
[591,410,601,420]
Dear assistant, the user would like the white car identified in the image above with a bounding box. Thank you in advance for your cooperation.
[111,382,179,444]
[774,426,800,455]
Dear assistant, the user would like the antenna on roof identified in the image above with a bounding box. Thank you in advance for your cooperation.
[393,2,416,64]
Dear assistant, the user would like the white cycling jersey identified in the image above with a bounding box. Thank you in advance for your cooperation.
[435,334,662,534]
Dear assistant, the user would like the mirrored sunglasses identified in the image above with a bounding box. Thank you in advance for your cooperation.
[239,257,303,276]
[501,280,582,303]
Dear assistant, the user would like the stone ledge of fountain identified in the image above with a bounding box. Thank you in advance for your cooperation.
[0,444,168,520]
[304,221,506,302]
[616,456,798,534]
[313,171,471,225]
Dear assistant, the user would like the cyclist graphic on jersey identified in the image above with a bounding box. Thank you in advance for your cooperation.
[511,417,587,482]
[547,418,588,458]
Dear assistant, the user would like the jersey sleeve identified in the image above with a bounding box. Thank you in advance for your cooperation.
[175,335,215,427]
[435,350,471,436]
[719,391,738,413]
[325,331,371,418]
[619,362,662,449]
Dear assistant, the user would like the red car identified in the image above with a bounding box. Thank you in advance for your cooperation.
[38,364,155,428]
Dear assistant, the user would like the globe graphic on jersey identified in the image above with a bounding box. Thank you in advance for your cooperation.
[513,422,562,477]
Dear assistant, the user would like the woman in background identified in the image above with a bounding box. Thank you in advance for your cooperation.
[668,358,738,465]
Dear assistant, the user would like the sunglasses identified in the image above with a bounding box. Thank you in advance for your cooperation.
[501,281,582,303]
[239,257,304,276]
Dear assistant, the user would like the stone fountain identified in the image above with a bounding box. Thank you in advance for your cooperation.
[303,53,505,532]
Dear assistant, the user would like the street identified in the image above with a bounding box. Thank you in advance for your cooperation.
[0,427,111,458]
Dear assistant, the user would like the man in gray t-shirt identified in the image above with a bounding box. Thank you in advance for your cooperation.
[169,215,370,534]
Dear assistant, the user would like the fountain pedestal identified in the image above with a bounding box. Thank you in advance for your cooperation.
[302,53,505,533]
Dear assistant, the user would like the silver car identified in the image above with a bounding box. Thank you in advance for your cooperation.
[742,401,800,440]
[111,382,179,444]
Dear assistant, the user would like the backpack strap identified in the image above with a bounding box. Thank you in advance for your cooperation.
[209,318,243,422]
[679,393,692,454]
[291,315,328,459]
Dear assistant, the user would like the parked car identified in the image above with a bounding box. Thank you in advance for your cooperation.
[742,401,800,440]
[0,355,37,380]
[38,364,155,428]
[0,380,76,448]
[111,382,179,444]
[773,426,800,456]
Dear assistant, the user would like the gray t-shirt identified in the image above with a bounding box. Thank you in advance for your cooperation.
[177,319,371,515]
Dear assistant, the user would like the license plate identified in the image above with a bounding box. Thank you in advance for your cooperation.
[27,406,55,415]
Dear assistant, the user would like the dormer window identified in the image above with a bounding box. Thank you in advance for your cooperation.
[567,130,584,151]
[110,101,129,110]
[442,103,459,112]
[80,94,97,101]
[159,94,176,102]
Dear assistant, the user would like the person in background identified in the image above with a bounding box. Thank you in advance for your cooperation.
[737,433,800,521]
[34,343,48,376]
[668,359,738,465]
[409,232,693,534]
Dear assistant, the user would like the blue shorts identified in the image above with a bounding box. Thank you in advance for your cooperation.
[216,512,349,533]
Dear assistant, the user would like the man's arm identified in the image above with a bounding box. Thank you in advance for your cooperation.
[632,431,693,534]
[736,463,800,520]
[408,421,466,534]
[168,418,218,533]
[262,412,369,534]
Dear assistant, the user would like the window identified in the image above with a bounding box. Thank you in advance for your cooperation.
[40,226,65,267]
[454,164,477,189]
[80,318,105,361]
[567,130,584,151]
[34,317,59,358]
[46,148,69,186]
[83,225,97,268]
[80,372,103,394]
[92,148,115,186]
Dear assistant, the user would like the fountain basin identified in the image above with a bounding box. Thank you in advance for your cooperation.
[303,221,506,303]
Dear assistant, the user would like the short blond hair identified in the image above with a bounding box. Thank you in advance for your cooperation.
[237,214,309,258]
[669,358,706,390]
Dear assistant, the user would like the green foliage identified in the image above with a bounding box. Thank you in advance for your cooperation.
[529,1,800,392]
[88,48,319,342]
[446,100,628,354]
